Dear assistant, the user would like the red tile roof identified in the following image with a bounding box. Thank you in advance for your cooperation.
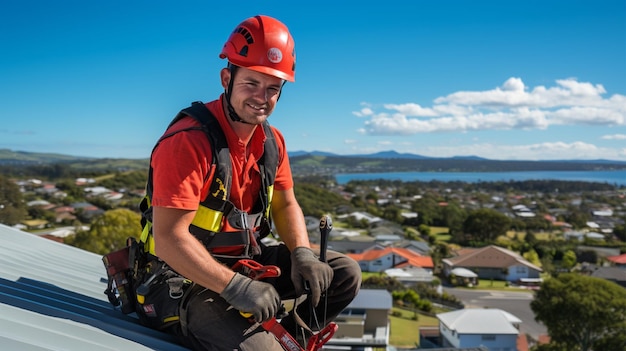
[347,247,434,268]
[607,253,626,265]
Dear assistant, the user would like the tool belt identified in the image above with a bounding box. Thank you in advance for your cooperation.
[102,236,191,330]
[131,227,262,330]
[133,258,192,330]
[103,229,263,331]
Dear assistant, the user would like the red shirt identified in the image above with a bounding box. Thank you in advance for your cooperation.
[150,97,294,212]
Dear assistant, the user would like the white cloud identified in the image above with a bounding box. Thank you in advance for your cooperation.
[383,103,438,117]
[352,102,374,117]
[356,78,626,135]
[601,134,626,140]
[364,108,549,134]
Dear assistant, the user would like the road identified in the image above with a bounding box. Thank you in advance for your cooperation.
[442,287,547,341]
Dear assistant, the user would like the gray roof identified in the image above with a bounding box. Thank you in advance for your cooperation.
[437,308,520,335]
[345,289,392,310]
[0,224,187,350]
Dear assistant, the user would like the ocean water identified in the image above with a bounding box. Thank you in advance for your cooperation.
[335,170,626,186]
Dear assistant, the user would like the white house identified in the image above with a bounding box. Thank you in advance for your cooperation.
[438,308,521,350]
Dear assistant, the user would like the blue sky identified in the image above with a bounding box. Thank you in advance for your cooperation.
[1,0,625,161]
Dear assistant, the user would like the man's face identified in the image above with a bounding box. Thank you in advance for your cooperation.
[223,67,284,125]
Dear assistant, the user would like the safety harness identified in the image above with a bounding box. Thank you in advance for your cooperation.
[103,101,279,329]
[140,101,278,261]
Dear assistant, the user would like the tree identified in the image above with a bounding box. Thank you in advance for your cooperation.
[382,205,403,223]
[0,175,27,225]
[565,209,590,229]
[530,273,626,351]
[440,201,466,235]
[65,208,142,255]
[561,250,577,270]
[411,193,439,226]
[462,208,511,244]
[523,248,541,266]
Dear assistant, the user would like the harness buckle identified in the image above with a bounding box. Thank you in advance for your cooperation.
[166,277,189,299]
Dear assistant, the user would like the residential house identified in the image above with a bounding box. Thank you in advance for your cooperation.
[374,234,403,245]
[399,240,431,256]
[442,245,542,282]
[348,247,434,276]
[20,218,48,230]
[27,199,51,207]
[590,266,626,288]
[448,267,478,287]
[326,289,392,350]
[327,240,381,254]
[53,205,76,224]
[337,211,382,225]
[607,253,626,268]
[385,266,434,285]
[577,245,621,259]
[511,204,535,218]
[436,309,521,350]
[70,202,104,220]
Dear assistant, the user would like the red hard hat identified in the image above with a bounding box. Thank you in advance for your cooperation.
[220,15,296,82]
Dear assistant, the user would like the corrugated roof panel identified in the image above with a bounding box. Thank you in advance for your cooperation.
[346,288,392,310]
[0,224,188,350]
[438,308,520,334]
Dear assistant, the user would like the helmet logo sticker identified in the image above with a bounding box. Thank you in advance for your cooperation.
[267,48,283,64]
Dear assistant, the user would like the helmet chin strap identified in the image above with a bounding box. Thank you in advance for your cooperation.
[225,92,249,124]
[224,64,252,125]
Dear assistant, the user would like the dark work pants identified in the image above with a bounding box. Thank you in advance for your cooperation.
[170,244,361,351]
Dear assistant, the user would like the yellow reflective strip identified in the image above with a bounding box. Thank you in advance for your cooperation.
[140,221,151,243]
[147,235,156,255]
[192,205,223,232]
[265,185,274,217]
[163,316,180,323]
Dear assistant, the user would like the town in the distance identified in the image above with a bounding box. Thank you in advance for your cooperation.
[1,150,625,351]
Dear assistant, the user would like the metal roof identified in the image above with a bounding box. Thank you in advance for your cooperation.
[0,223,188,350]
[438,308,521,335]
[345,288,392,310]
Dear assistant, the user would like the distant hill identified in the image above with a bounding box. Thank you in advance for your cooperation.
[289,150,542,161]
[1,149,625,175]
[0,149,148,172]
[0,149,95,165]
[287,150,626,175]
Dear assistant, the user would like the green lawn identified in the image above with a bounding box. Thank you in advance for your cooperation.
[389,307,438,347]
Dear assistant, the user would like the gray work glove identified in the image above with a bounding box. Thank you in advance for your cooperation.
[220,273,281,322]
[290,247,334,307]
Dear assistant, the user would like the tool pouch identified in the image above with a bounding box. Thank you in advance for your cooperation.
[102,241,137,314]
[134,259,192,330]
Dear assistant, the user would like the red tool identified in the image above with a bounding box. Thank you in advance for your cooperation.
[231,259,281,281]
[263,317,338,351]
[234,259,338,351]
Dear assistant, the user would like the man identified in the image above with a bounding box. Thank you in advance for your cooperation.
[143,15,361,350]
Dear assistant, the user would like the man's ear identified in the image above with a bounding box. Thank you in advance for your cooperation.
[220,67,231,90]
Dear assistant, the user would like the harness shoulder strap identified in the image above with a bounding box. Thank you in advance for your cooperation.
[178,102,232,210]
